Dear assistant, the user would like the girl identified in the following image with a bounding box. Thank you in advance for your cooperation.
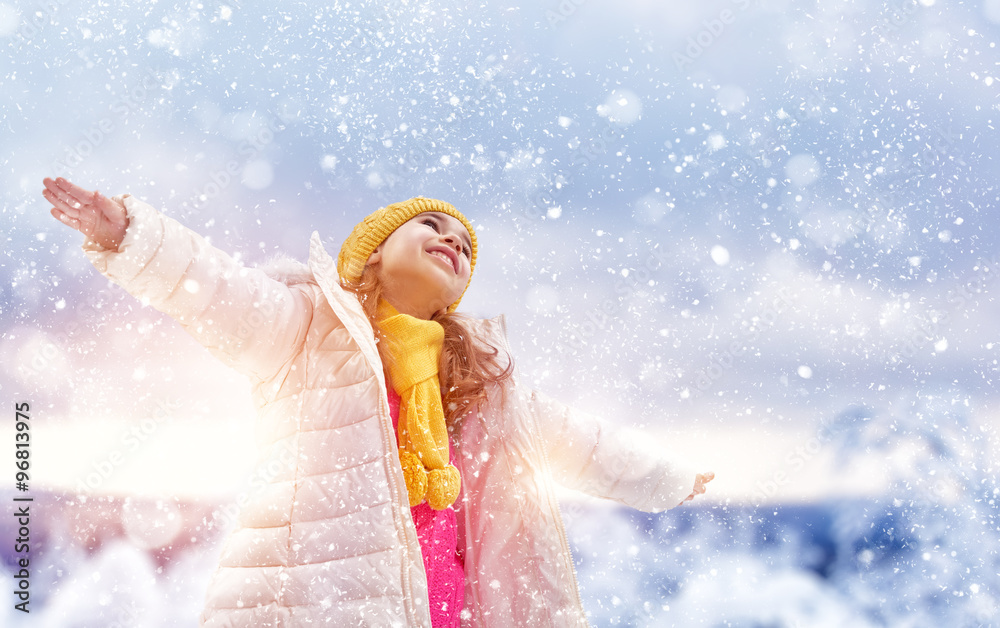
[41,176,714,627]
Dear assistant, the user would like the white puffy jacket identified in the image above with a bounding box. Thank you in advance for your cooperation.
[81,195,696,627]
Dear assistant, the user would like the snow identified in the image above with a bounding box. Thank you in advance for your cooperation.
[0,3,18,38]
[596,89,643,126]
[2,0,998,624]
[710,245,730,266]
[565,494,998,626]
[784,154,821,188]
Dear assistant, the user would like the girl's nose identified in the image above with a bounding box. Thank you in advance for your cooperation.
[443,234,462,251]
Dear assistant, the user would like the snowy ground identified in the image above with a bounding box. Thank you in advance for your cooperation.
[568,500,998,627]
[2,493,996,627]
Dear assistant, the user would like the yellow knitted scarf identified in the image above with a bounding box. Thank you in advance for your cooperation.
[377,300,461,510]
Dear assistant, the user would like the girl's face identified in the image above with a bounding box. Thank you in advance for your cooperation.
[367,212,473,320]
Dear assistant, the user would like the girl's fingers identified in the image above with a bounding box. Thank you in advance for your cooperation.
[43,179,124,245]
[43,180,84,207]
[53,177,97,204]
[51,207,80,229]
[42,177,63,195]
[678,472,715,506]
[42,188,83,218]
[43,177,82,204]
[46,190,97,233]
[43,179,118,223]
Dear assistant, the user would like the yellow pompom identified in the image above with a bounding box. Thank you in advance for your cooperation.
[426,464,461,510]
[399,449,427,507]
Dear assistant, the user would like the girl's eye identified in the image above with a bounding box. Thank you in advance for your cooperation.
[422,215,469,257]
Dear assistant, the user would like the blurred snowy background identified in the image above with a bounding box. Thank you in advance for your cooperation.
[1,0,998,625]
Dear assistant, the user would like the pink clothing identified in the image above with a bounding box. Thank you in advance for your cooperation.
[387,388,464,627]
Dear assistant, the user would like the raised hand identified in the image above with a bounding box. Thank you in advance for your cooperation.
[43,177,129,251]
[679,471,715,506]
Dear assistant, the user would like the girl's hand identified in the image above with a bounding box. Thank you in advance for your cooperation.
[43,177,129,251]
[678,471,715,506]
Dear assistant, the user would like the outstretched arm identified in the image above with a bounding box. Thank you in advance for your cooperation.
[526,388,714,511]
[42,177,314,382]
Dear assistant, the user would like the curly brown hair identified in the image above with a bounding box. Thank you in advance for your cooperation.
[342,266,513,424]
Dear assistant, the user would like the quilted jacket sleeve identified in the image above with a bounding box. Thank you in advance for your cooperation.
[525,388,697,512]
[80,194,313,381]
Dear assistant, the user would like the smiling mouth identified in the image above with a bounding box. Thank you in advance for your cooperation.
[428,250,457,273]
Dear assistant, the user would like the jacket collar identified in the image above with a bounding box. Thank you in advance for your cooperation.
[307,230,385,375]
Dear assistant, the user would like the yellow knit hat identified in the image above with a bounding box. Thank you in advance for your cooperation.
[337,197,478,312]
